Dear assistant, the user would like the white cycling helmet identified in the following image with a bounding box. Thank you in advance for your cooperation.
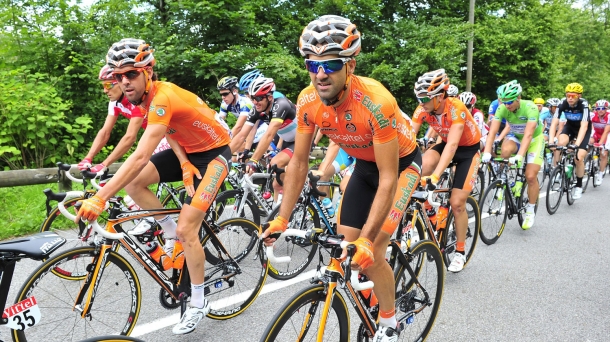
[459,92,477,106]
[414,69,450,97]
[447,84,459,97]
[249,77,275,97]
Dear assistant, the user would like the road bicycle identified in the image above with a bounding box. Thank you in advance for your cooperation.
[11,191,268,341]
[537,144,553,190]
[435,161,485,204]
[546,145,578,215]
[400,181,481,272]
[0,232,65,339]
[260,227,444,341]
[582,143,604,192]
[478,159,539,245]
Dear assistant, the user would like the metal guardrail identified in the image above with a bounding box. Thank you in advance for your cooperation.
[0,163,123,189]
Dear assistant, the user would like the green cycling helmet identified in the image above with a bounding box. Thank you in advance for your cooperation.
[498,80,522,101]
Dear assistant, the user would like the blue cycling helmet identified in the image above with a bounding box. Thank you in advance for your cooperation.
[239,69,264,92]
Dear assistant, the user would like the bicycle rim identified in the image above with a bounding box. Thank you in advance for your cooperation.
[394,240,444,342]
[545,166,563,215]
[12,247,141,342]
[259,284,350,342]
[443,197,480,267]
[479,180,507,245]
[204,218,268,320]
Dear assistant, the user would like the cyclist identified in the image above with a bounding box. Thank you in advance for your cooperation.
[74,38,232,335]
[488,86,511,148]
[76,65,148,173]
[548,83,591,200]
[590,99,610,184]
[459,91,488,149]
[230,77,297,201]
[447,84,459,98]
[536,97,552,140]
[238,69,285,99]
[261,15,421,341]
[217,76,253,137]
[546,98,566,140]
[411,68,481,273]
[482,81,543,229]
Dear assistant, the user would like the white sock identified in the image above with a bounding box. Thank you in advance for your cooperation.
[158,215,177,238]
[378,315,397,329]
[526,203,536,214]
[191,282,205,308]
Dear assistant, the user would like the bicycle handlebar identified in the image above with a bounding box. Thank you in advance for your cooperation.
[57,162,84,184]
[56,191,125,240]
[265,229,374,291]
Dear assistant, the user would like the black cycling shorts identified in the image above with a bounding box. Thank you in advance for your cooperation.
[430,142,480,192]
[339,148,422,230]
[150,145,232,205]
[561,122,592,151]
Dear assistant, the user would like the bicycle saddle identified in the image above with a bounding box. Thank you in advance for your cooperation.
[0,232,65,260]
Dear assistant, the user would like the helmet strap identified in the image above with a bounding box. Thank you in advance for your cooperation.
[321,71,350,107]
[129,68,153,106]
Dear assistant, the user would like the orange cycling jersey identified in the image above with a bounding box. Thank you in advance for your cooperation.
[411,98,481,146]
[296,75,417,162]
[144,82,231,153]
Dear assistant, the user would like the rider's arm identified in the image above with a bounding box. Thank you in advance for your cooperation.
[88,124,166,201]
[84,114,119,160]
[101,117,143,166]
[313,127,323,145]
[165,135,189,165]
[497,123,510,141]
[600,125,610,145]
[244,120,258,150]
[432,123,464,178]
[251,120,282,161]
[230,115,248,137]
[359,138,399,242]
[548,117,559,143]
[484,119,501,153]
[575,106,591,147]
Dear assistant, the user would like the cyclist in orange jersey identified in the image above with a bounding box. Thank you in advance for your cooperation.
[411,69,481,273]
[75,39,232,335]
[261,15,421,341]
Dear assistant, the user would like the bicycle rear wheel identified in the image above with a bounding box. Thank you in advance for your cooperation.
[546,166,563,215]
[479,180,508,245]
[259,284,350,342]
[266,202,318,281]
[443,196,480,268]
[212,189,261,225]
[203,218,268,320]
[582,154,592,192]
[12,247,141,342]
[392,240,444,342]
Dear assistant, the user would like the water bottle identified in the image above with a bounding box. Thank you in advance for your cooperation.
[124,195,140,211]
[322,198,335,217]
[145,242,172,271]
[358,274,378,308]
[171,241,185,270]
[546,153,552,165]
[512,180,523,197]
[566,164,573,179]
[436,205,449,230]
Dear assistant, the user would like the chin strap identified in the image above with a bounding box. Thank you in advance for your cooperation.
[321,70,351,107]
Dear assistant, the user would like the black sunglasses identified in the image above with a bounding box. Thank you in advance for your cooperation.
[113,69,143,82]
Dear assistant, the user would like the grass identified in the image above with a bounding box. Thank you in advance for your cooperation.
[0,183,55,240]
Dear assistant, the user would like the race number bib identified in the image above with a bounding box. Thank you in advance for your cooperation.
[2,297,41,331]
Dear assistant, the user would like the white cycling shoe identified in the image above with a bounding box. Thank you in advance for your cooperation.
[373,325,399,342]
[172,299,210,335]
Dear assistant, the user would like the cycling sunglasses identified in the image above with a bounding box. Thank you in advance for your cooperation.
[416,95,440,104]
[501,98,516,105]
[565,93,580,99]
[596,107,608,111]
[251,95,268,102]
[219,92,231,97]
[113,69,144,82]
[304,58,351,74]
[102,82,117,90]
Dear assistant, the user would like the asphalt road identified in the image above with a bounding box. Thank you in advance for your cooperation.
[1,178,609,342]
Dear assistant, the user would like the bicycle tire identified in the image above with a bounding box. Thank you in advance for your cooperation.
[396,209,428,253]
[160,185,186,209]
[265,202,318,281]
[12,247,141,342]
[582,154,592,192]
[546,166,563,215]
[470,169,485,203]
[538,157,549,190]
[592,156,601,187]
[211,189,261,225]
[77,336,145,342]
[517,181,538,227]
[259,284,350,342]
[566,165,575,205]
[203,218,268,320]
[392,240,445,342]
[479,180,508,245]
[443,196,480,268]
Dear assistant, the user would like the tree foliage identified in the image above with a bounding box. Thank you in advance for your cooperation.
[0,0,609,169]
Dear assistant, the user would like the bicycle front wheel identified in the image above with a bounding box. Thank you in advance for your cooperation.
[266,202,318,281]
[582,154,592,193]
[12,247,141,342]
[203,218,268,320]
[546,166,563,215]
[479,180,508,245]
[259,284,350,342]
[517,181,538,227]
[393,240,445,342]
[443,196,480,268]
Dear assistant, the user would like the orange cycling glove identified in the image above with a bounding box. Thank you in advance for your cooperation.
[181,161,201,188]
[76,195,106,222]
[420,174,439,188]
[263,216,289,237]
[349,237,375,270]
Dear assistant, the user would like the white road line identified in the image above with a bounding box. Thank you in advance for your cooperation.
[130,269,317,337]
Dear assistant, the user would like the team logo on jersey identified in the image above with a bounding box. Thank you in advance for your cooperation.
[345,112,352,121]
[322,112,329,119]
[460,112,466,119]
[519,116,527,121]
[302,113,310,126]
[322,121,331,127]
[353,90,363,102]
[157,108,166,116]
[392,118,396,128]
[197,97,204,105]
[346,123,356,132]
[149,104,155,112]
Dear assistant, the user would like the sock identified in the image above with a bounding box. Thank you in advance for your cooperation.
[576,177,583,187]
[378,308,397,329]
[158,215,177,238]
[456,241,465,254]
[191,282,205,308]
[526,203,536,214]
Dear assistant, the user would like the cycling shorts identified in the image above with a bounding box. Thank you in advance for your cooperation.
[279,141,295,158]
[560,122,592,151]
[430,142,480,192]
[337,148,422,235]
[324,148,355,174]
[150,145,232,212]
[503,134,544,167]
